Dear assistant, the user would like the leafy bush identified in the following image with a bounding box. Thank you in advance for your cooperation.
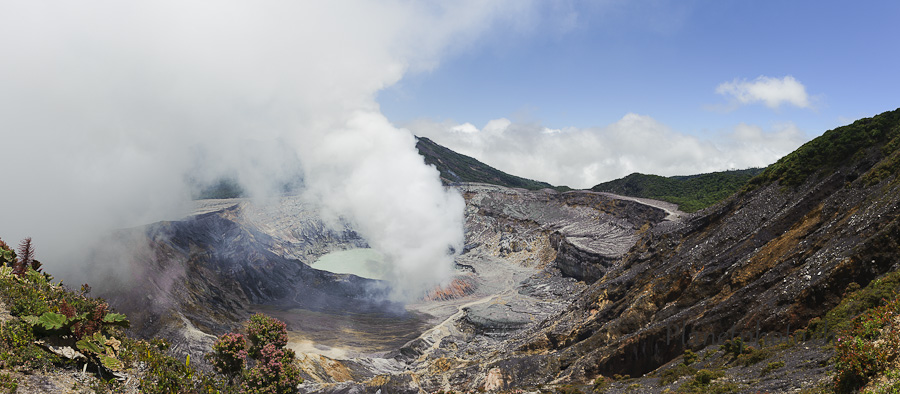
[0,263,132,376]
[205,314,302,394]
[207,333,248,378]
[693,369,719,385]
[0,239,15,268]
[247,313,288,359]
[0,269,51,316]
[0,319,60,371]
[0,238,232,391]
[131,338,206,394]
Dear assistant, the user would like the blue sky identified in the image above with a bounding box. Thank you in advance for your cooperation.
[380,1,900,175]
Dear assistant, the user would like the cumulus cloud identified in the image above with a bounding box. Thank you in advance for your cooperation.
[716,75,812,109]
[0,1,529,299]
[408,114,809,189]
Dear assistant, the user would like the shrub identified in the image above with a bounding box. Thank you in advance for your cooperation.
[826,271,900,334]
[659,363,697,385]
[682,349,698,365]
[15,237,35,276]
[737,347,770,366]
[247,313,288,359]
[205,314,302,394]
[0,270,51,316]
[693,369,719,385]
[761,361,785,376]
[0,240,227,391]
[833,294,900,392]
[554,384,583,394]
[0,319,60,371]
[207,333,247,378]
[0,372,17,393]
[242,343,302,394]
[720,338,752,359]
[675,369,738,394]
[0,238,15,267]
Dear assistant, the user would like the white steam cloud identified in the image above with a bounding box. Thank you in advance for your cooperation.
[0,1,524,298]
[409,114,809,189]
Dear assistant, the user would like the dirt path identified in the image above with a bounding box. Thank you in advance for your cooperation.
[596,191,685,221]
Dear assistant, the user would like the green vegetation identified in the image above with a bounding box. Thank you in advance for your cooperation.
[590,168,764,212]
[208,313,302,393]
[736,347,770,366]
[0,372,16,393]
[748,108,900,188]
[591,108,900,210]
[761,361,785,376]
[817,272,900,335]
[416,136,556,190]
[828,272,900,393]
[674,369,738,393]
[0,236,302,393]
[591,376,609,392]
[682,349,698,365]
[553,384,585,394]
[832,294,900,392]
[659,363,697,385]
[718,338,772,367]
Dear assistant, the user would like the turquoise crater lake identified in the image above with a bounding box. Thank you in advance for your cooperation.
[310,248,389,280]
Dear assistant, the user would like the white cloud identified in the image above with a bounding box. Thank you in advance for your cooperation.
[716,75,812,109]
[0,1,534,300]
[408,114,809,189]
[451,123,479,133]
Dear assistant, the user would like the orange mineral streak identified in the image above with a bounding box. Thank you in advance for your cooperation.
[423,277,477,302]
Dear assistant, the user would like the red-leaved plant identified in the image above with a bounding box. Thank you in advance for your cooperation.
[207,333,248,380]
[205,313,301,393]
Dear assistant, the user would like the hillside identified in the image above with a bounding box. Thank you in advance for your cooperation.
[194,137,556,200]
[749,108,900,188]
[590,168,764,213]
[415,136,555,190]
